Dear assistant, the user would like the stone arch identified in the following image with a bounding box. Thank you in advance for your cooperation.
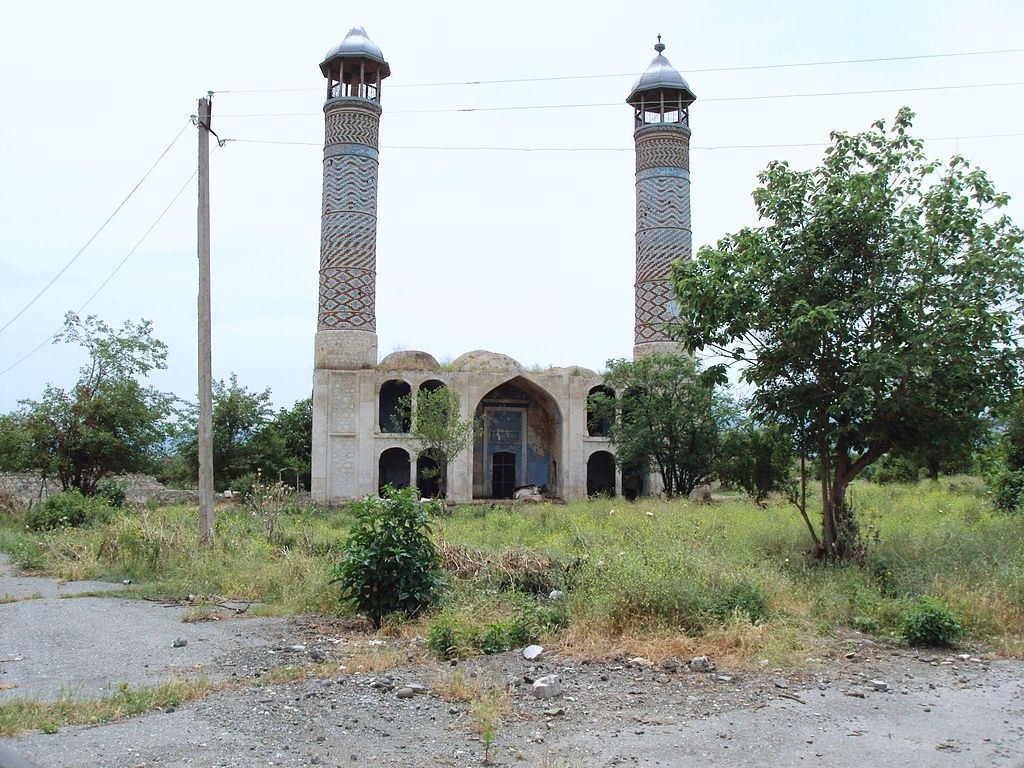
[378,447,410,493]
[472,376,563,499]
[419,379,445,395]
[587,385,615,437]
[379,379,411,433]
[587,450,616,497]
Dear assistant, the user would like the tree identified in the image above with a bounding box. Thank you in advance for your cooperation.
[593,354,724,498]
[17,313,172,495]
[0,412,34,471]
[716,419,794,506]
[400,386,475,498]
[672,109,1024,559]
[252,397,312,490]
[178,374,273,489]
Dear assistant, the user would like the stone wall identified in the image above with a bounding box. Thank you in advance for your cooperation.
[0,472,198,507]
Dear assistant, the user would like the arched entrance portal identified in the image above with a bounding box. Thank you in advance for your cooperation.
[587,451,616,497]
[472,377,562,499]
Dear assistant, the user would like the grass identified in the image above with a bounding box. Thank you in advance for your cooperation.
[0,592,42,604]
[1,478,1022,667]
[0,678,216,736]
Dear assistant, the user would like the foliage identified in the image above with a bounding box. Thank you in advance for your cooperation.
[178,374,273,490]
[0,412,34,471]
[330,485,447,626]
[995,470,1024,513]
[400,386,477,498]
[245,469,297,543]
[17,313,173,495]
[593,354,725,497]
[95,477,129,508]
[24,490,114,532]
[427,596,566,659]
[672,109,1024,559]
[899,596,964,647]
[716,419,794,504]
[256,397,313,490]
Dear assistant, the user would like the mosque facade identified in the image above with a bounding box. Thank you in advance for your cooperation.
[310,28,695,503]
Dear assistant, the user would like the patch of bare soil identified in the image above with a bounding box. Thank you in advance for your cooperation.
[6,614,1024,767]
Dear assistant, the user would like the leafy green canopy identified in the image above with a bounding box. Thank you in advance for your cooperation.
[673,109,1024,557]
[594,354,725,498]
[16,313,173,495]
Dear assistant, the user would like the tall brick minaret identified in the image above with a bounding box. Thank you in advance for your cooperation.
[311,27,390,502]
[313,26,390,370]
[627,36,696,360]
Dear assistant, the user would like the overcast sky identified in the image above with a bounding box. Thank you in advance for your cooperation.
[2,0,1022,413]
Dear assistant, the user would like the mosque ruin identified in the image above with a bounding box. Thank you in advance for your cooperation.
[310,28,695,503]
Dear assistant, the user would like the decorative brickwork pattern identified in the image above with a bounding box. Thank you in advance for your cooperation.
[324,104,380,148]
[318,102,382,334]
[633,125,692,348]
[322,155,378,214]
[636,176,691,230]
[635,128,690,172]
[318,267,376,331]
[320,212,377,271]
[634,280,680,342]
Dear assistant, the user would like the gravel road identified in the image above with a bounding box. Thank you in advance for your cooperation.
[2,554,1023,767]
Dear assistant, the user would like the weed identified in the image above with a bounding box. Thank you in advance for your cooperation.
[900,596,964,647]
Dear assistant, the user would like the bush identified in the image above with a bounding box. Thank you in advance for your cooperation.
[24,490,114,532]
[995,470,1024,513]
[330,485,447,626]
[426,597,567,659]
[96,477,129,508]
[706,578,769,624]
[899,596,963,647]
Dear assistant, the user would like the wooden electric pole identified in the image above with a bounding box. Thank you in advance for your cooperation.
[197,94,215,545]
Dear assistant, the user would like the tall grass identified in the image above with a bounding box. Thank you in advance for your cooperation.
[1,479,1022,660]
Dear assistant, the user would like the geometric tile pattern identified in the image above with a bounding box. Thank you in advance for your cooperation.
[634,280,680,342]
[318,101,382,333]
[322,155,378,215]
[636,176,691,231]
[324,103,380,148]
[635,126,690,172]
[634,125,692,347]
[318,267,376,331]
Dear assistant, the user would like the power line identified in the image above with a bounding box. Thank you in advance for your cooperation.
[223,132,1024,153]
[212,46,1024,93]
[0,123,189,337]
[0,171,197,379]
[213,80,1024,118]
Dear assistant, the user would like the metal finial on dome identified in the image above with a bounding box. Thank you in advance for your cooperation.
[654,34,665,54]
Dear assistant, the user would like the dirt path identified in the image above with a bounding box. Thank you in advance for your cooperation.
[2,556,1023,767]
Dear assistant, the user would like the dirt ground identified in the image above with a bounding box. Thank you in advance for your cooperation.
[2,555,1023,767]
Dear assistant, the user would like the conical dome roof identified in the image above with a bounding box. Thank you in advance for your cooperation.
[626,38,695,107]
[320,26,391,78]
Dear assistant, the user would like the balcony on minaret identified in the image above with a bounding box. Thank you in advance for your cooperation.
[626,37,696,129]
[320,26,391,102]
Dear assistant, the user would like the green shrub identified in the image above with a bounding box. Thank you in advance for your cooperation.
[329,485,447,626]
[95,477,129,508]
[899,596,963,647]
[995,470,1024,513]
[706,578,769,624]
[426,596,566,659]
[25,491,113,532]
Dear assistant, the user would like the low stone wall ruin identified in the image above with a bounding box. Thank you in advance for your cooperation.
[0,472,198,508]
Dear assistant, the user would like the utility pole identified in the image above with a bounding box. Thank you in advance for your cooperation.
[197,94,215,545]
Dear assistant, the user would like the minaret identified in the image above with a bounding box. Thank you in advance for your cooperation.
[627,36,696,360]
[313,26,390,370]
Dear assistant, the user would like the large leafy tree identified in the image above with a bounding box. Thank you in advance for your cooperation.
[252,397,313,490]
[177,374,273,489]
[673,109,1024,559]
[594,354,724,498]
[17,313,172,494]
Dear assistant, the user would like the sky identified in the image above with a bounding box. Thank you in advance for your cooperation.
[1,0,1023,413]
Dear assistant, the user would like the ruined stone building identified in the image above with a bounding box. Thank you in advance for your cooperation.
[310,28,695,503]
